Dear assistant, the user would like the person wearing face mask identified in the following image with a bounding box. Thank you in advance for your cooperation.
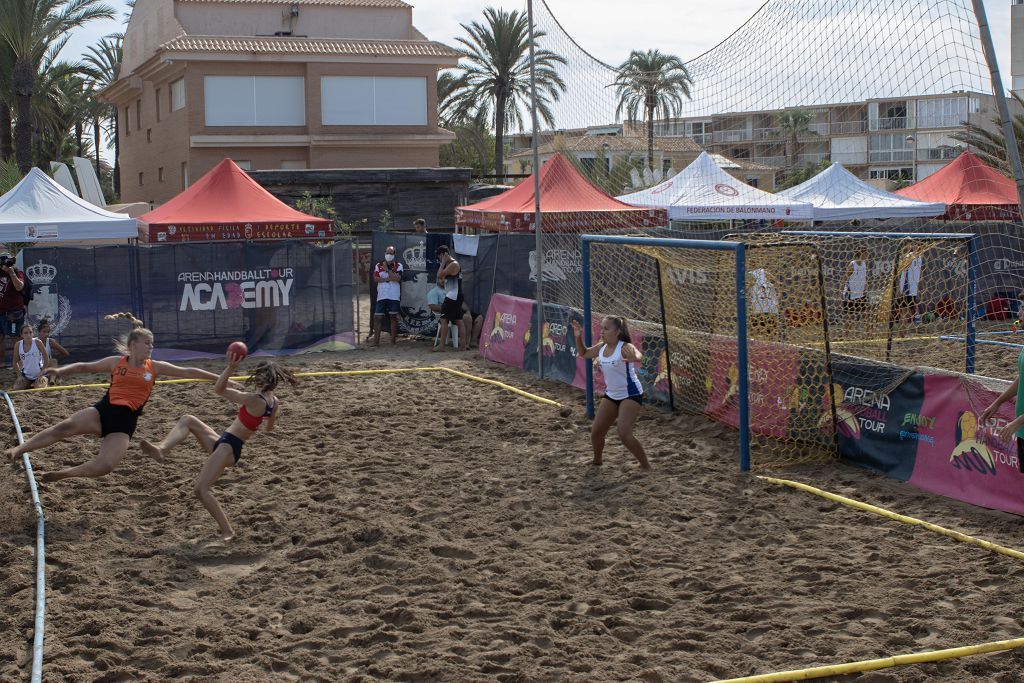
[371,245,403,347]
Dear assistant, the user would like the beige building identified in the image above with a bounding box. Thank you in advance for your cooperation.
[104,0,460,204]
[1014,0,1024,96]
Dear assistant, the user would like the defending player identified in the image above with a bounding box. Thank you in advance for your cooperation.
[571,317,651,471]
[5,313,222,482]
[140,351,298,541]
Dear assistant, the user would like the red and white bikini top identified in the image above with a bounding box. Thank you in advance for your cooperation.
[238,394,274,431]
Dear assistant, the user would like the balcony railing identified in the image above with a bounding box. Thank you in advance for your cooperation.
[830,120,867,135]
[868,150,914,163]
[918,146,962,161]
[831,151,868,165]
[796,152,830,165]
[712,129,752,143]
[753,123,829,140]
[916,116,967,129]
[875,116,913,130]
[749,155,787,167]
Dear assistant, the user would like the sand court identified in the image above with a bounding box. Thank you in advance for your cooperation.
[3,350,1024,681]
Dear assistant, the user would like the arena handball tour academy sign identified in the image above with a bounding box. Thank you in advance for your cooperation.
[178,267,295,311]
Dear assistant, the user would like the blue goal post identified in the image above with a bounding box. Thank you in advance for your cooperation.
[580,234,752,472]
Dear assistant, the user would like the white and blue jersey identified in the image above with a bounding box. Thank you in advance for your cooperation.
[598,340,642,400]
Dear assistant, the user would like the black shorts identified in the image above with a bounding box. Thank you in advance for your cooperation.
[93,394,143,438]
[441,296,464,323]
[214,432,245,464]
[604,395,643,407]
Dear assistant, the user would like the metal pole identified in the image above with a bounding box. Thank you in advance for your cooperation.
[971,0,1024,215]
[967,236,978,373]
[528,0,545,379]
[582,240,594,418]
[735,244,751,472]
[654,260,675,411]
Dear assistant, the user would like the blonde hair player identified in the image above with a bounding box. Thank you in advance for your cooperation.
[5,313,222,482]
[140,348,298,541]
[571,317,651,471]
[12,321,50,390]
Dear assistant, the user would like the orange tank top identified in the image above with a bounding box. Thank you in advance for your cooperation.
[107,357,157,411]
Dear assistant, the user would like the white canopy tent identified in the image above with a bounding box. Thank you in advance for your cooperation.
[617,151,814,221]
[776,163,946,221]
[0,168,137,242]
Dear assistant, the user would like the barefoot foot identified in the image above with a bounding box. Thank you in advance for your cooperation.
[140,439,165,463]
[40,472,60,483]
[5,447,20,463]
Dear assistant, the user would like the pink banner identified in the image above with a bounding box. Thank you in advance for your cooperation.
[704,336,799,438]
[480,294,532,368]
[908,375,1024,515]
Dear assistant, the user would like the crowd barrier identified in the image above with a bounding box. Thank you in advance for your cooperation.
[18,240,356,361]
[482,293,1024,516]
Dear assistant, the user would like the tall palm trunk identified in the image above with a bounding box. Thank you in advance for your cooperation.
[75,120,83,157]
[646,93,656,171]
[12,57,35,174]
[494,89,507,182]
[112,110,120,196]
[93,115,100,175]
[0,102,11,160]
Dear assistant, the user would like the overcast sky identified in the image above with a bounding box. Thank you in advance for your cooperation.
[65,0,1013,82]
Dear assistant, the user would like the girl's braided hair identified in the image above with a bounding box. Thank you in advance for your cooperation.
[245,361,299,392]
[104,312,152,355]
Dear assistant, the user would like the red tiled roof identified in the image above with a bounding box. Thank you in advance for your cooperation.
[160,35,461,58]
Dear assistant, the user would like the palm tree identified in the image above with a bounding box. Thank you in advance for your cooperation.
[450,7,566,179]
[612,49,693,172]
[82,33,122,193]
[0,45,13,159]
[776,108,814,169]
[949,93,1024,176]
[0,0,116,173]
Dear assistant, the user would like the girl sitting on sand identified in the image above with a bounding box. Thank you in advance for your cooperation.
[141,352,298,541]
[12,321,50,390]
[5,313,222,482]
[38,317,70,381]
[571,317,651,471]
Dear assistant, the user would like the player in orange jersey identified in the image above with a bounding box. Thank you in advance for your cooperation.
[5,312,222,483]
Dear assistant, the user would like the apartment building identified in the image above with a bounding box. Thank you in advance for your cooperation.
[655,91,1010,184]
[1014,0,1024,96]
[103,0,461,204]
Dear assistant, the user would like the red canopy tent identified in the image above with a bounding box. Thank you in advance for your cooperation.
[455,153,667,232]
[896,151,1021,220]
[138,158,333,242]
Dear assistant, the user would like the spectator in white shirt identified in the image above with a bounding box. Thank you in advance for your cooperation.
[371,246,403,346]
[749,268,780,339]
[894,253,923,324]
[843,248,870,325]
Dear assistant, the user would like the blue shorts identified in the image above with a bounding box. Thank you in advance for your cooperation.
[214,432,245,463]
[374,299,400,316]
[0,308,25,337]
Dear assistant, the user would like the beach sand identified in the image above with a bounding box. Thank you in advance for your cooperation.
[3,343,1024,681]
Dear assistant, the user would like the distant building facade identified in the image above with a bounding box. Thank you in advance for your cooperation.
[1014,0,1024,96]
[104,0,460,204]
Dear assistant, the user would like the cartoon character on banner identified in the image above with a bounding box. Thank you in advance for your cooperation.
[820,383,860,440]
[25,261,71,334]
[949,411,996,475]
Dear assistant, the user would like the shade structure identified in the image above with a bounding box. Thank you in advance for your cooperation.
[138,158,333,242]
[0,168,137,242]
[895,151,1020,220]
[776,163,946,221]
[617,151,814,221]
[455,153,666,232]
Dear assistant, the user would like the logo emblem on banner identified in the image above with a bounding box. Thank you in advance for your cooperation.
[26,261,71,334]
[714,183,739,197]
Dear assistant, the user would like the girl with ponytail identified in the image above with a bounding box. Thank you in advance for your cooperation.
[140,350,298,541]
[6,312,222,483]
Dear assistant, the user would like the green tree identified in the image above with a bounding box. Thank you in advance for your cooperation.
[82,34,123,194]
[949,93,1024,176]
[0,0,115,173]
[775,108,814,171]
[450,7,566,179]
[612,49,693,172]
[440,118,496,176]
[774,159,828,191]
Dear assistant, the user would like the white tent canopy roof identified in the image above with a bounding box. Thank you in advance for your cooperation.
[617,151,814,221]
[0,168,137,242]
[776,163,946,220]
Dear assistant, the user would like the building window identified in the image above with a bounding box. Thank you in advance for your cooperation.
[146,129,152,143]
[321,76,427,126]
[170,78,186,111]
[234,160,252,170]
[138,172,144,186]
[869,168,913,181]
[155,88,161,122]
[135,99,141,130]
[158,167,164,182]
[662,158,672,174]
[204,76,305,126]
[868,133,913,163]
[746,177,759,188]
[181,162,188,189]
[917,97,968,129]
[124,106,130,134]
[916,132,963,161]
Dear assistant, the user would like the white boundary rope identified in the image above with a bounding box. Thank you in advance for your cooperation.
[3,391,45,683]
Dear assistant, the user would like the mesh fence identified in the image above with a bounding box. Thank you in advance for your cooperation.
[588,240,837,468]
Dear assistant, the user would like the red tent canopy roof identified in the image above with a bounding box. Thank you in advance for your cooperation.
[896,151,1018,215]
[139,158,332,230]
[455,153,666,232]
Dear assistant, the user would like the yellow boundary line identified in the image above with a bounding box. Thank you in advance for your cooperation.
[9,367,561,407]
[710,636,1024,682]
[710,477,1024,682]
[758,476,1024,562]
